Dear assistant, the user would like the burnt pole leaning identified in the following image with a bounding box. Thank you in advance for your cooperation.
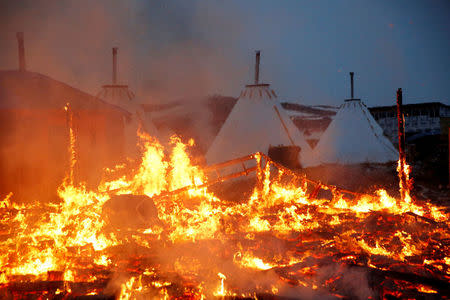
[396,88,407,201]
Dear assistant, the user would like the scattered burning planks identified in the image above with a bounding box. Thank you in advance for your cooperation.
[1,135,449,299]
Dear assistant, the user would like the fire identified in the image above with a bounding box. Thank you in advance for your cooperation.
[416,285,438,294]
[213,273,229,297]
[0,110,449,298]
[397,157,413,203]
[234,252,275,270]
[118,276,137,300]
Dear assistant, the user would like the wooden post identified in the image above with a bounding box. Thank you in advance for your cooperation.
[396,88,407,200]
[65,103,75,186]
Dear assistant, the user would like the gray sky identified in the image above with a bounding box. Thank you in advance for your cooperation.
[1,0,449,106]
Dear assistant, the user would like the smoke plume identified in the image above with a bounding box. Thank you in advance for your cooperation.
[0,0,248,103]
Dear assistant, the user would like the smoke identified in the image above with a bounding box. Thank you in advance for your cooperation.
[304,163,398,194]
[102,235,341,299]
[317,264,375,299]
[0,0,251,198]
[0,0,247,103]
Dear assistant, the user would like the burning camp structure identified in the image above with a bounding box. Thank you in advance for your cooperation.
[206,51,313,170]
[0,33,129,201]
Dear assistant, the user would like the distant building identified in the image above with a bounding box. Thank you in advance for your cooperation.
[369,102,450,143]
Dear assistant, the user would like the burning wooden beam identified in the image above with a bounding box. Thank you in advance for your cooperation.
[396,88,407,201]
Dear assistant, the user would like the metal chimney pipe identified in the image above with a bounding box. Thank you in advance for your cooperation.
[112,47,118,84]
[16,32,26,71]
[350,72,354,98]
[254,50,260,84]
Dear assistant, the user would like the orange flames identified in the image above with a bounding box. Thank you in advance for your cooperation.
[0,117,449,298]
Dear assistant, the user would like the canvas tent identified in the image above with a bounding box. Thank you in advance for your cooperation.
[206,52,313,168]
[96,82,158,138]
[0,70,129,201]
[0,33,130,201]
[312,73,398,165]
[96,48,159,156]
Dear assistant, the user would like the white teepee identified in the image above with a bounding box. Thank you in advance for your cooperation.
[97,48,159,157]
[312,73,398,165]
[206,52,313,167]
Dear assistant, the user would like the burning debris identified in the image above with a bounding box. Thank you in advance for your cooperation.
[0,109,449,299]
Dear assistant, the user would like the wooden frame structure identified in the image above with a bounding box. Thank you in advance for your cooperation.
[134,152,365,221]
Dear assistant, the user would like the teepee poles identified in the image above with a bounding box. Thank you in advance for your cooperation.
[273,105,295,146]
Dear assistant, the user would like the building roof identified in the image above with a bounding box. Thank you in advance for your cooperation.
[369,102,449,112]
[0,70,129,115]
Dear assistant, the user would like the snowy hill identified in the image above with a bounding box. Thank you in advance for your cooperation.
[280,103,338,146]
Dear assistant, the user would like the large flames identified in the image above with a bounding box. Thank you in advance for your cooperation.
[0,123,449,299]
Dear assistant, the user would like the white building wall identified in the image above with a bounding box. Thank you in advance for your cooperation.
[371,103,449,143]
